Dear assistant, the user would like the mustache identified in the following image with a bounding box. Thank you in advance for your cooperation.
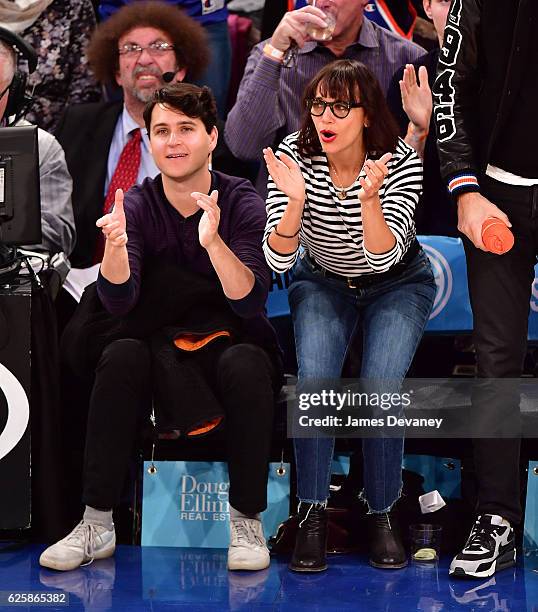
[132,66,163,79]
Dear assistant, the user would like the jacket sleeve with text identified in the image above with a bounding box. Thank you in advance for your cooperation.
[433,0,482,198]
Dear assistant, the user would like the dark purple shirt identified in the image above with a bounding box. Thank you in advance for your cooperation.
[97,171,280,353]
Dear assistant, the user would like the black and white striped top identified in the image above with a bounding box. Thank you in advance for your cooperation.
[263,133,422,276]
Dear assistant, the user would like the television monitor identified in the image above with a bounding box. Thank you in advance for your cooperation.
[0,125,41,246]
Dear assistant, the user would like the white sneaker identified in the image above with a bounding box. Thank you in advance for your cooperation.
[227,517,270,571]
[449,514,515,579]
[39,521,116,572]
[40,557,116,608]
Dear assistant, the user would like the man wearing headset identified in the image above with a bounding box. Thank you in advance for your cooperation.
[0,27,75,260]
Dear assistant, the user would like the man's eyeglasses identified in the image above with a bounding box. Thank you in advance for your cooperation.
[118,41,175,57]
[307,98,363,119]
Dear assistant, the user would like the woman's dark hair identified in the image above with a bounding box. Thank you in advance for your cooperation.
[87,0,209,84]
[143,83,217,135]
[297,59,400,158]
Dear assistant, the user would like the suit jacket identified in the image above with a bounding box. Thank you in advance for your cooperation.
[55,101,123,268]
[55,100,257,268]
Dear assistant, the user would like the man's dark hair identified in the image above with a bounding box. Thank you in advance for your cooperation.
[297,59,400,158]
[143,83,217,135]
[87,0,209,84]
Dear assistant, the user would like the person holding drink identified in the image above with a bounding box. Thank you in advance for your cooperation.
[225,0,424,198]
[304,0,337,41]
[263,59,436,572]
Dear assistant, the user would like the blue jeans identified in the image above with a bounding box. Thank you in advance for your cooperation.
[289,249,436,512]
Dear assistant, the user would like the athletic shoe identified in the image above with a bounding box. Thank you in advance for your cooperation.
[39,521,116,572]
[228,567,269,610]
[40,557,115,609]
[227,517,270,571]
[450,575,505,607]
[449,514,515,579]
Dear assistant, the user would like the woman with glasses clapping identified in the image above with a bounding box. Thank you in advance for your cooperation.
[263,59,436,573]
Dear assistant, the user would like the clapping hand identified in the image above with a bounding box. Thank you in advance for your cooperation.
[96,188,128,247]
[263,147,306,205]
[358,153,393,204]
[193,189,220,249]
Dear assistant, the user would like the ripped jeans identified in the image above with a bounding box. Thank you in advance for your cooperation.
[289,248,436,512]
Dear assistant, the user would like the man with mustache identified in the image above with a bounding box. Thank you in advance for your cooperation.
[55,1,212,271]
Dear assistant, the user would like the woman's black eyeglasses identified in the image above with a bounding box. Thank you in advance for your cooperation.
[307,98,363,119]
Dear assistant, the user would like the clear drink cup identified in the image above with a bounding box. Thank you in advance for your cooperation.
[306,0,338,41]
[409,524,443,562]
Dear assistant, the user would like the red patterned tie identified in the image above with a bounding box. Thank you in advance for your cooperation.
[103,128,142,214]
[94,128,142,262]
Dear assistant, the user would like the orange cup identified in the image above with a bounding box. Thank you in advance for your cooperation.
[481,218,514,254]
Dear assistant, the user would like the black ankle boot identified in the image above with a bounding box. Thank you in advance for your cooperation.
[289,504,328,572]
[368,510,407,569]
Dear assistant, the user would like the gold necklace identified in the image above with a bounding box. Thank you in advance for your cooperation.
[330,162,362,200]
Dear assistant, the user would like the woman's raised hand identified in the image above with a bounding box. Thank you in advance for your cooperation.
[264,147,306,205]
[400,64,432,133]
[358,153,393,204]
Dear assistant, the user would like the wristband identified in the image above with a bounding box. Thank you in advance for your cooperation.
[274,225,300,239]
[263,43,285,62]
[448,173,479,196]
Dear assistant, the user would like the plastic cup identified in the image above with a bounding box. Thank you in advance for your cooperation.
[409,524,442,562]
[306,0,338,41]
[481,217,514,254]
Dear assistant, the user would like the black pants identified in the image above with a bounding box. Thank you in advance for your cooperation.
[463,174,538,524]
[82,339,279,515]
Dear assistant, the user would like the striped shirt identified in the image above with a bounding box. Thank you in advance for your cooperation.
[224,18,424,198]
[263,133,422,276]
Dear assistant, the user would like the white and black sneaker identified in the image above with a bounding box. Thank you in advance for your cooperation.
[450,576,501,606]
[449,514,515,579]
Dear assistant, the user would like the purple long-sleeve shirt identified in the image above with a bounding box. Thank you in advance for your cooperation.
[224,18,424,197]
[97,171,280,353]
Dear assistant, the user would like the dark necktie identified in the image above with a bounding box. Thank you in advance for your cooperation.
[94,128,142,262]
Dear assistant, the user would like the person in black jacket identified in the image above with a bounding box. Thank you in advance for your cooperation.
[433,0,536,579]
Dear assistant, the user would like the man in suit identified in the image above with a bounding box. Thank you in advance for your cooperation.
[55,0,211,270]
